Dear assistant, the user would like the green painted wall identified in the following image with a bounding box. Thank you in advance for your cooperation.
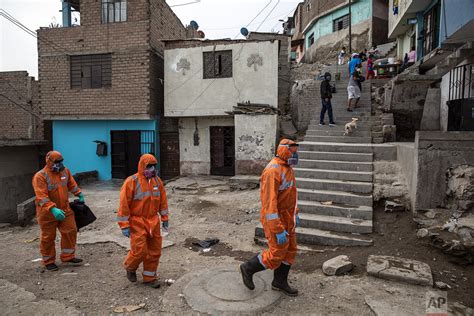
[305,0,373,49]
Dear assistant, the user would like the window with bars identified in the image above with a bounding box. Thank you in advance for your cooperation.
[70,54,112,89]
[203,50,233,79]
[308,33,315,46]
[333,14,350,32]
[102,0,127,23]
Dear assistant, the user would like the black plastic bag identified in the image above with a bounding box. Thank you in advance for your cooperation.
[70,200,97,230]
[192,238,219,248]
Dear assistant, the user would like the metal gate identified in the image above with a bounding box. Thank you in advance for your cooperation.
[210,126,235,176]
[111,130,155,179]
[160,132,180,180]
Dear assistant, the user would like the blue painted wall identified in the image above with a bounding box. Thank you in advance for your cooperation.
[439,0,474,44]
[305,0,373,49]
[53,120,158,180]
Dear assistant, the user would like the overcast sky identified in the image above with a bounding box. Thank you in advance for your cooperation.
[0,0,299,78]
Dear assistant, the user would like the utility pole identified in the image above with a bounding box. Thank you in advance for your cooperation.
[348,0,352,54]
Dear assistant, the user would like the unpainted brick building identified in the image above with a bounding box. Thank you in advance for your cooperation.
[38,0,195,180]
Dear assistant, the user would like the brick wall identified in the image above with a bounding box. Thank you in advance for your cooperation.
[301,0,346,32]
[0,71,43,140]
[38,0,188,119]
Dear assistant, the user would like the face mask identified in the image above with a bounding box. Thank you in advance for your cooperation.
[52,162,65,173]
[288,152,299,166]
[144,165,156,179]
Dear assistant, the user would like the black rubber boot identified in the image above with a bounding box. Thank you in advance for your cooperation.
[272,263,298,296]
[126,270,137,283]
[143,280,161,288]
[45,263,59,271]
[64,258,83,265]
[240,255,266,290]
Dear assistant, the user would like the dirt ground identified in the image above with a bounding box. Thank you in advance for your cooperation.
[0,176,472,314]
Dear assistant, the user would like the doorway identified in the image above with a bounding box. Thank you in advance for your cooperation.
[111,130,155,179]
[210,126,235,176]
[160,132,180,180]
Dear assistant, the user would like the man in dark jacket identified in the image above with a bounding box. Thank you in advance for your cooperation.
[320,72,335,126]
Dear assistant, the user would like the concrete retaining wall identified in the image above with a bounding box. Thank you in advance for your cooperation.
[0,145,40,223]
[413,131,474,211]
[397,143,416,209]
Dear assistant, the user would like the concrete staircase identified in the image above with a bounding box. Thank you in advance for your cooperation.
[255,62,376,246]
[295,64,374,246]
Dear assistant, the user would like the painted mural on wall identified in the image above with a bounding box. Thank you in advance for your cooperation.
[176,58,191,75]
[247,53,263,71]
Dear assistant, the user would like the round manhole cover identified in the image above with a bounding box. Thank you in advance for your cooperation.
[183,266,281,314]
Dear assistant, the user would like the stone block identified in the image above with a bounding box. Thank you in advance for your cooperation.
[229,175,260,191]
[17,197,36,226]
[384,200,405,212]
[322,255,354,276]
[381,113,394,126]
[367,255,433,286]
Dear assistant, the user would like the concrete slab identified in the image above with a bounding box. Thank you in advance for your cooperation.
[367,255,433,286]
[230,175,260,191]
[183,266,281,314]
[0,279,79,315]
[78,229,174,250]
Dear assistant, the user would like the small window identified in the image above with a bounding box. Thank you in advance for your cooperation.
[102,0,127,23]
[308,33,315,46]
[203,50,233,79]
[333,14,350,32]
[70,54,112,89]
[306,1,312,12]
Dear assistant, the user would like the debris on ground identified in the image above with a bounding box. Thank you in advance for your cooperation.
[430,235,474,265]
[366,255,433,286]
[164,279,176,286]
[322,255,354,276]
[192,238,219,249]
[61,272,78,276]
[31,258,42,262]
[24,237,39,243]
[113,303,146,313]
[321,201,333,206]
[434,281,451,290]
[384,200,406,213]
[416,228,429,239]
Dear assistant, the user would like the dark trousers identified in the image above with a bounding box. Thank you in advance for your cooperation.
[320,99,334,124]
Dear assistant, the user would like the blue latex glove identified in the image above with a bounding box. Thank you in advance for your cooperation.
[78,193,85,203]
[276,230,289,245]
[296,214,301,227]
[122,228,130,238]
[50,207,66,221]
[162,221,169,230]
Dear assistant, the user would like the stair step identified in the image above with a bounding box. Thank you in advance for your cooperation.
[298,151,373,162]
[299,142,374,154]
[304,135,372,143]
[307,125,374,132]
[295,168,373,182]
[298,159,373,171]
[297,188,373,206]
[255,225,373,246]
[305,130,372,137]
[297,177,373,193]
[298,200,373,220]
[299,213,373,234]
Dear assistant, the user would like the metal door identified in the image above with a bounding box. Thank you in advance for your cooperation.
[160,132,180,180]
[210,126,235,176]
[111,130,141,179]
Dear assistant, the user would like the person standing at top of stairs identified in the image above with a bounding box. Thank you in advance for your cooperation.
[319,72,336,126]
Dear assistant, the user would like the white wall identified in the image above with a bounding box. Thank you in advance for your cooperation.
[235,114,278,175]
[165,41,279,117]
[178,116,234,175]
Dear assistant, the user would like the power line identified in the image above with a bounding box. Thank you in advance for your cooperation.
[233,0,273,39]
[256,0,281,32]
[0,94,42,118]
[169,0,201,7]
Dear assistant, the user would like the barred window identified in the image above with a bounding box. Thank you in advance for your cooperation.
[203,50,233,79]
[308,33,315,46]
[102,0,127,23]
[333,14,350,32]
[70,54,112,89]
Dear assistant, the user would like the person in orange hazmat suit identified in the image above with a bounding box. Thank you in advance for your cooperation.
[240,139,301,296]
[32,151,85,271]
[117,154,169,288]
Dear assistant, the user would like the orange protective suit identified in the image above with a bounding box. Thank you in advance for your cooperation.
[32,151,82,265]
[117,154,169,282]
[259,139,298,270]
